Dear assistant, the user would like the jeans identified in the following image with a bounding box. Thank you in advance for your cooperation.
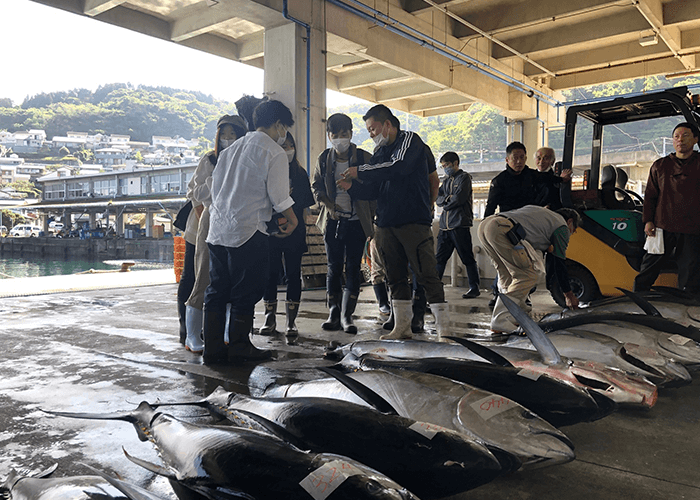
[435,227,480,290]
[264,245,304,302]
[324,218,366,295]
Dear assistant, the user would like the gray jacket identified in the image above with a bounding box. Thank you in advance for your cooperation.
[436,169,474,230]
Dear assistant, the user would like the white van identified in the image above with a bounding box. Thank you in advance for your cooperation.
[10,224,42,237]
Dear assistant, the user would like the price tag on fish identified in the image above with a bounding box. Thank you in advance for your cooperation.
[517,368,543,381]
[668,334,693,346]
[470,395,513,420]
[409,421,450,439]
[299,460,362,500]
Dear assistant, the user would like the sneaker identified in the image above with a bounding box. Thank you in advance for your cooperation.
[462,289,480,299]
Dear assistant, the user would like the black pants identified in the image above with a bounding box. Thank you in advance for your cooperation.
[324,218,366,295]
[264,244,304,302]
[205,231,269,316]
[435,227,480,290]
[634,230,700,295]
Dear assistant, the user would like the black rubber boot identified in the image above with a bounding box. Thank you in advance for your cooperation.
[341,289,358,334]
[411,287,426,333]
[202,307,228,365]
[373,283,391,315]
[322,293,342,331]
[259,301,277,335]
[177,299,187,345]
[228,314,272,362]
[285,301,300,337]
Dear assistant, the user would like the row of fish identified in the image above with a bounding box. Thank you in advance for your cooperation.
[6,286,698,499]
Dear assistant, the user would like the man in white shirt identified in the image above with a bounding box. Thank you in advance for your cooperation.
[203,100,298,365]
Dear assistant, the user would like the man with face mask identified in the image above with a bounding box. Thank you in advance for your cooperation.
[203,100,298,365]
[434,152,480,299]
[312,113,375,333]
[338,104,450,341]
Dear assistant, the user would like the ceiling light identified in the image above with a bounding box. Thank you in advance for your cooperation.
[639,33,658,47]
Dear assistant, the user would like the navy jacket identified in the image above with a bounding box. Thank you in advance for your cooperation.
[348,130,431,228]
[484,165,547,217]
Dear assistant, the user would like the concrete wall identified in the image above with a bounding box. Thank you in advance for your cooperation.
[0,237,174,263]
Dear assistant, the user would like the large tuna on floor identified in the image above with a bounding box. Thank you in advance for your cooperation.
[263,367,576,470]
[153,386,503,499]
[332,351,616,427]
[540,315,700,368]
[42,402,420,500]
[0,464,162,500]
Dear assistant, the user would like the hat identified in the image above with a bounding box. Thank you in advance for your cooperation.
[217,114,247,130]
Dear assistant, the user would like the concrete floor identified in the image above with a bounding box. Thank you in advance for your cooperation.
[1,276,699,499]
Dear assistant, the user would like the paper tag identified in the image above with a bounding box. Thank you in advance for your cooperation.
[300,460,363,500]
[470,395,513,420]
[668,334,692,346]
[409,421,450,439]
[517,368,542,381]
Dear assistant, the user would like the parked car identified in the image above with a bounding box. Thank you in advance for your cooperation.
[10,224,42,237]
[49,221,64,233]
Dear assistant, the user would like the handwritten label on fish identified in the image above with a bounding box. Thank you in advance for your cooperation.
[470,395,513,420]
[409,421,450,439]
[517,368,543,381]
[668,334,693,346]
[300,459,398,500]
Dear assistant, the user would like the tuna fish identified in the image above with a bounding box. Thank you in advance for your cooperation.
[153,386,502,499]
[263,368,576,470]
[43,402,421,500]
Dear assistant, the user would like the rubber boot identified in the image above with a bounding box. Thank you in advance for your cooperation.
[202,307,228,365]
[259,301,277,335]
[341,289,358,334]
[321,293,342,331]
[380,300,413,340]
[228,314,272,362]
[411,288,427,333]
[430,302,451,342]
[177,299,187,345]
[373,283,391,315]
[382,306,395,330]
[184,305,204,354]
[285,301,300,337]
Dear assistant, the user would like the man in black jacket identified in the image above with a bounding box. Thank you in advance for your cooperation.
[338,104,450,341]
[435,152,480,298]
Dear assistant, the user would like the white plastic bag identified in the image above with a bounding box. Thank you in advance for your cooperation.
[644,228,664,255]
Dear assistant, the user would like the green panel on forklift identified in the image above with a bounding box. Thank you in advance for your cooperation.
[584,210,643,243]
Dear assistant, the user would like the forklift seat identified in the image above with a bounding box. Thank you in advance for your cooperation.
[601,165,637,210]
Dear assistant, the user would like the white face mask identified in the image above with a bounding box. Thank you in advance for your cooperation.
[331,137,351,154]
[276,124,288,146]
[372,124,389,148]
[285,149,295,163]
[219,139,235,150]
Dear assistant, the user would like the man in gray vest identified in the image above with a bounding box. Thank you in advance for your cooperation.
[478,205,580,334]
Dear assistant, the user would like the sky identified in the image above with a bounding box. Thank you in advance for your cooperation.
[0,0,363,108]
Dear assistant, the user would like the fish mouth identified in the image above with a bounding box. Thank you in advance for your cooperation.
[517,430,576,470]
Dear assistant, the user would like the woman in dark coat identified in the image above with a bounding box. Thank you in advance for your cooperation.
[260,132,315,337]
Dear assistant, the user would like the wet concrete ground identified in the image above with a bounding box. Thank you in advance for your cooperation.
[1,279,699,499]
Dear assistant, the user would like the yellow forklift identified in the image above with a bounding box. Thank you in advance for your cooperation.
[549,86,700,306]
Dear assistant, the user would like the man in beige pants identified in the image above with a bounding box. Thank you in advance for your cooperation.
[478,205,580,334]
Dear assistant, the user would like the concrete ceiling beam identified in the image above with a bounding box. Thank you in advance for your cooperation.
[335,66,412,91]
[407,92,473,112]
[375,81,446,102]
[83,0,125,17]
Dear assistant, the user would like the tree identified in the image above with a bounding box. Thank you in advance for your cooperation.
[5,180,40,198]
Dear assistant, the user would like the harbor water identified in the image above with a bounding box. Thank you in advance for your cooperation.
[0,256,171,279]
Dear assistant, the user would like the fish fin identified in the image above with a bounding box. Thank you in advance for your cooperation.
[41,408,139,423]
[122,448,178,480]
[499,294,563,365]
[616,288,663,317]
[229,409,311,452]
[1,464,59,494]
[79,463,164,500]
[650,285,700,303]
[317,367,399,415]
[442,336,514,367]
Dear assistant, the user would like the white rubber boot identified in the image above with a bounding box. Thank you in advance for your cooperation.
[430,302,451,342]
[185,305,204,353]
[380,300,413,340]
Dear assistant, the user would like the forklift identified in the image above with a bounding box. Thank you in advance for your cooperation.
[548,86,700,306]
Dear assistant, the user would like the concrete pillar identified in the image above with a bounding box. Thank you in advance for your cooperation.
[89,212,96,230]
[263,1,326,176]
[521,118,541,166]
[116,212,124,236]
[145,212,153,238]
